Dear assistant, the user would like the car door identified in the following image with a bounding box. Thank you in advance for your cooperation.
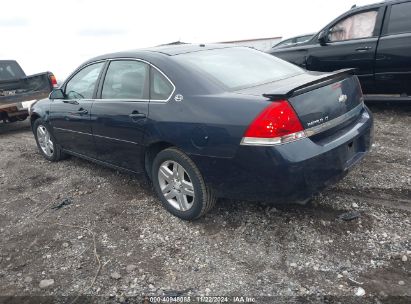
[90,59,150,172]
[374,0,411,95]
[49,61,105,156]
[306,7,384,93]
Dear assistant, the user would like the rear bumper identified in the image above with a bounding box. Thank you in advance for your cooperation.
[192,106,373,202]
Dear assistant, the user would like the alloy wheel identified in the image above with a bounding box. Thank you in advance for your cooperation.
[37,125,54,157]
[157,160,195,211]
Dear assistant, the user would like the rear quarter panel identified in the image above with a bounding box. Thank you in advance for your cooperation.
[146,93,268,158]
[143,54,270,159]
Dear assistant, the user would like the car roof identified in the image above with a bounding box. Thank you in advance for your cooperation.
[0,60,19,63]
[89,43,234,63]
[69,44,247,84]
[138,43,233,56]
[349,0,409,12]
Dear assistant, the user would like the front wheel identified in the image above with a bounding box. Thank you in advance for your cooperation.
[152,148,216,220]
[33,119,66,162]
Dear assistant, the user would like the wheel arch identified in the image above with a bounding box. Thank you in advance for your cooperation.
[144,141,174,180]
[30,112,41,130]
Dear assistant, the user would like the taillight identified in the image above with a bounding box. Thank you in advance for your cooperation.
[241,99,306,146]
[49,74,58,88]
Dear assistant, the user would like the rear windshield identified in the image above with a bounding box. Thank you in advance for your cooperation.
[173,47,303,90]
[0,61,25,81]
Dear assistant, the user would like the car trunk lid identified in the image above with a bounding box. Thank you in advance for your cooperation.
[236,69,364,136]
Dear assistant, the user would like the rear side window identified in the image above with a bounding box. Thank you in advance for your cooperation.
[328,10,378,42]
[65,62,104,99]
[150,68,174,100]
[387,2,411,34]
[174,47,303,90]
[102,60,149,100]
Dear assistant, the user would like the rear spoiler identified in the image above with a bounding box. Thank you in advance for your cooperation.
[262,68,356,100]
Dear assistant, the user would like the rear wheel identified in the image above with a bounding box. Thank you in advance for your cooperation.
[33,119,66,162]
[152,147,216,220]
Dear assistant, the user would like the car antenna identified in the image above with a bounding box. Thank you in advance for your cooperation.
[351,4,357,9]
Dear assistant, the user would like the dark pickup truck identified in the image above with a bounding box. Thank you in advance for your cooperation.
[0,60,57,123]
[268,0,411,98]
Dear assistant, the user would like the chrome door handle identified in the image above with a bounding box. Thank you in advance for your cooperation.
[76,109,88,115]
[355,46,372,52]
[68,108,88,115]
[129,112,146,119]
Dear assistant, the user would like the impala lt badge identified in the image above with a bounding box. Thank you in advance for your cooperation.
[307,115,329,127]
[338,94,348,103]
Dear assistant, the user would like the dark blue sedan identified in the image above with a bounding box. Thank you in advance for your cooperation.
[30,44,373,220]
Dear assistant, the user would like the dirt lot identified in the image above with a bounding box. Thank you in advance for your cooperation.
[0,104,410,303]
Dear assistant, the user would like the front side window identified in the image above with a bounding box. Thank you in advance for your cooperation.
[150,68,174,100]
[102,60,149,100]
[328,10,378,42]
[387,2,411,35]
[65,62,104,99]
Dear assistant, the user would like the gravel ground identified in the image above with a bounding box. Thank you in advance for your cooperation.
[0,104,410,303]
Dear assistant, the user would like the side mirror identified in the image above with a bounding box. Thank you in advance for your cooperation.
[318,30,328,46]
[49,88,65,99]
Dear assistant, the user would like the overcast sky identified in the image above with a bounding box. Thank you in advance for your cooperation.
[1,0,376,80]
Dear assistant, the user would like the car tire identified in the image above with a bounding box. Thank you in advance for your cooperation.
[33,119,66,162]
[152,147,216,220]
